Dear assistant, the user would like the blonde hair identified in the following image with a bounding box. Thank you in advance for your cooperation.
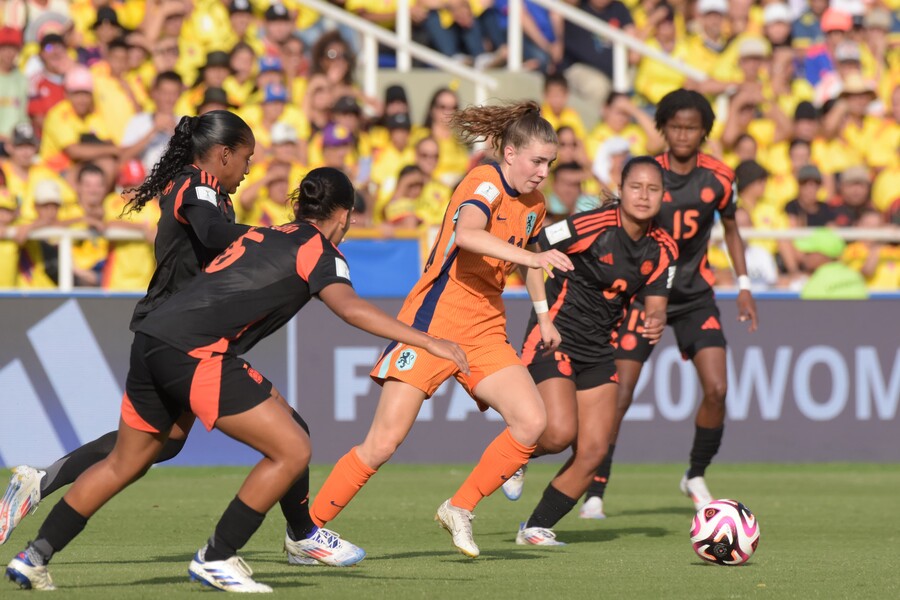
[450,100,558,158]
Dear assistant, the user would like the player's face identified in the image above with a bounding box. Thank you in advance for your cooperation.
[662,109,705,161]
[221,143,254,193]
[506,141,557,194]
[619,163,664,223]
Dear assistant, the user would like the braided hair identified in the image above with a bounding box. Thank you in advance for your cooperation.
[125,110,253,213]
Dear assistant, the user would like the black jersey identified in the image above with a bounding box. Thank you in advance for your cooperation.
[137,222,352,356]
[522,204,678,363]
[130,165,248,329]
[653,152,736,305]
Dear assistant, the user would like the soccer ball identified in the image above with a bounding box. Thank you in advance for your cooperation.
[690,499,760,566]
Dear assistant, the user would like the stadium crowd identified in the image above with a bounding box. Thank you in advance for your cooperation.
[0,0,898,293]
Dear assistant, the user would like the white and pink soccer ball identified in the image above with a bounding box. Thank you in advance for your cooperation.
[690,499,760,566]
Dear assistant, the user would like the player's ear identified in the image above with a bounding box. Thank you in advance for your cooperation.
[220,146,230,165]
[503,144,516,165]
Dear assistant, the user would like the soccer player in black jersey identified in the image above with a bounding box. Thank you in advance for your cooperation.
[580,89,759,519]
[501,157,678,545]
[5,168,469,592]
[1,113,361,567]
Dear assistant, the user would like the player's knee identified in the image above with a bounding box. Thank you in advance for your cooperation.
[363,437,401,467]
[514,411,547,446]
[703,380,727,404]
[539,422,576,454]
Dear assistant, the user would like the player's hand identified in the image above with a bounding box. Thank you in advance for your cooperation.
[737,290,758,332]
[539,320,562,355]
[642,315,665,344]
[531,249,573,278]
[426,338,470,375]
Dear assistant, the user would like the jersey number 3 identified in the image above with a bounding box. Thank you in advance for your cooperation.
[206,230,265,273]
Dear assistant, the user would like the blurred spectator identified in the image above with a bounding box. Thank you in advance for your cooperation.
[281,35,309,103]
[421,0,489,67]
[26,32,74,134]
[821,74,881,169]
[727,207,780,290]
[733,158,795,276]
[804,8,852,87]
[588,93,664,159]
[684,0,729,81]
[224,0,264,57]
[371,112,415,210]
[223,42,257,107]
[239,82,310,156]
[176,50,232,117]
[871,154,900,218]
[250,55,286,105]
[91,37,141,143]
[829,165,873,226]
[541,74,586,141]
[69,162,111,287]
[785,164,843,227]
[78,4,124,66]
[792,0,828,51]
[634,3,692,105]
[310,30,357,101]
[563,0,636,108]
[416,88,468,187]
[591,136,631,195]
[261,2,295,59]
[554,125,596,196]
[545,161,599,222]
[236,122,306,224]
[794,227,869,299]
[40,66,119,173]
[196,86,232,115]
[410,136,451,226]
[102,161,159,291]
[0,27,27,153]
[381,164,425,229]
[843,209,900,291]
[0,186,17,287]
[302,74,334,139]
[121,71,182,174]
[486,0,563,72]
[17,178,65,289]
[369,83,410,149]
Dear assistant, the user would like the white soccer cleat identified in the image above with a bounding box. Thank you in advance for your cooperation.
[283,527,365,566]
[680,473,714,510]
[188,546,272,593]
[435,499,479,558]
[6,550,56,590]
[579,496,607,520]
[0,466,45,545]
[501,465,527,501]
[515,523,566,546]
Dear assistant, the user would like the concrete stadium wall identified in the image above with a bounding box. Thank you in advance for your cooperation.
[0,296,897,467]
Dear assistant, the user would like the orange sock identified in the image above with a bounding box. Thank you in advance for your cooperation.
[309,447,377,527]
[450,428,535,512]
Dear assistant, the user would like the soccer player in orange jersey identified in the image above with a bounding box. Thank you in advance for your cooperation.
[309,100,575,558]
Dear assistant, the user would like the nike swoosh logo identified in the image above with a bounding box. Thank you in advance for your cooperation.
[330,500,346,508]
[499,475,510,481]
[497,215,507,221]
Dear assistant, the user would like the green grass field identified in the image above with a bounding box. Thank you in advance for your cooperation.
[3,463,898,598]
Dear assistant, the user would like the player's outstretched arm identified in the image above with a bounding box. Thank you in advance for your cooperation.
[318,282,470,374]
[453,205,573,276]
[525,252,562,353]
[721,215,758,332]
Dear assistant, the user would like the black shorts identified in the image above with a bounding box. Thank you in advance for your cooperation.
[122,332,274,433]
[614,296,727,363]
[526,348,618,391]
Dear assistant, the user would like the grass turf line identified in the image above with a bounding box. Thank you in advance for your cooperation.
[2,463,898,598]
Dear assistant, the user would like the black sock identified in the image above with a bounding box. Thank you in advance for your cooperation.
[28,499,89,565]
[282,409,315,541]
[205,497,266,562]
[526,484,577,530]
[687,426,724,479]
[586,444,616,500]
[41,432,118,497]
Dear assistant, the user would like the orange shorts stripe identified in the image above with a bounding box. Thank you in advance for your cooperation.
[188,354,223,431]
[120,392,160,433]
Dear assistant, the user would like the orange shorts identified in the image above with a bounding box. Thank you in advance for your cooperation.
[370,337,521,403]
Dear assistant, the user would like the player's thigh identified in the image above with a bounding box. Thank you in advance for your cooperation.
[528,351,578,446]
[474,364,546,432]
[216,395,310,464]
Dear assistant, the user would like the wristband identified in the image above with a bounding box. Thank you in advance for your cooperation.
[737,275,752,291]
[533,300,549,314]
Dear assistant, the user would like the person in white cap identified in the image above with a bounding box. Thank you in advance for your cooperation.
[686,0,730,78]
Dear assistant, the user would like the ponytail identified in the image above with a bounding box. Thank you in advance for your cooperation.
[450,100,557,158]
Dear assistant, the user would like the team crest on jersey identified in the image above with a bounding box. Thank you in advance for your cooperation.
[641,260,654,275]
[395,349,417,371]
[525,212,537,238]
[474,181,500,204]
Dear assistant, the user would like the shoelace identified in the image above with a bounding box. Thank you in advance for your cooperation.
[313,528,343,549]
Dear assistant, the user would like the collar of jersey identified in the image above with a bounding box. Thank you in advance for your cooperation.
[188,164,222,194]
[489,162,520,197]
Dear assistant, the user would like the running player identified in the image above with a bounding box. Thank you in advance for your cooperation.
[580,89,759,519]
[508,157,678,545]
[4,167,469,592]
[308,100,574,558]
[1,112,362,566]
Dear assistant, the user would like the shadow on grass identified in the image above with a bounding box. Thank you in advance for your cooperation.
[613,505,696,518]
[544,526,670,544]
[369,548,550,562]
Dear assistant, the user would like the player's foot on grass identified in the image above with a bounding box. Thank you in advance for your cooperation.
[680,472,713,510]
[435,499,479,558]
[579,496,607,520]
[284,527,365,566]
[0,466,45,545]
[188,545,272,593]
[501,465,527,501]
[515,523,566,546]
[6,550,55,590]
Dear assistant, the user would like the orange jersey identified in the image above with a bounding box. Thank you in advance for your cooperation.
[397,163,546,342]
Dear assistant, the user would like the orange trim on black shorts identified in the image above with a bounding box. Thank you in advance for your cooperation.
[120,392,160,433]
[188,338,229,430]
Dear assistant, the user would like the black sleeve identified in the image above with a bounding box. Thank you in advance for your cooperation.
[182,203,251,251]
